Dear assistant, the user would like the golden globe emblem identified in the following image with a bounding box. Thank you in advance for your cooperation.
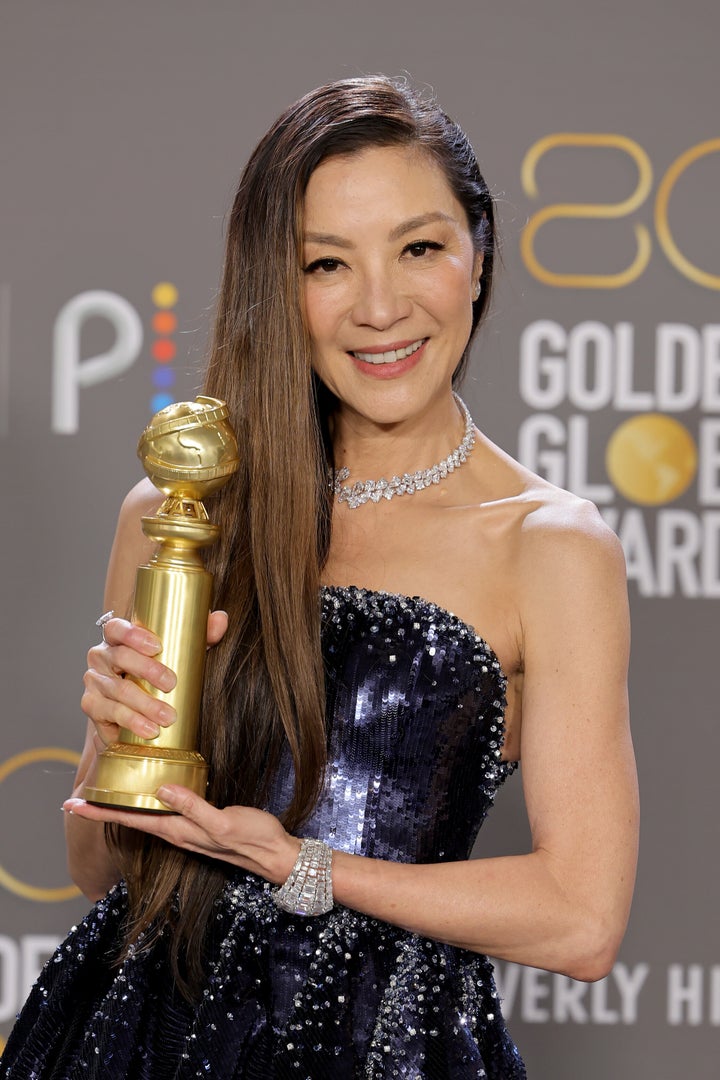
[84,397,239,812]
[606,414,697,506]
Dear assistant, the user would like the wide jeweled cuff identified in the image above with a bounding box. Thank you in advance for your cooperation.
[272,837,334,916]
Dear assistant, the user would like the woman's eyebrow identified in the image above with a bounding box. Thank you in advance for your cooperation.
[388,211,456,240]
[304,212,457,249]
[304,231,354,248]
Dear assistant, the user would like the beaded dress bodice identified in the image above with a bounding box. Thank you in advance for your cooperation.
[1,586,526,1080]
[269,585,515,863]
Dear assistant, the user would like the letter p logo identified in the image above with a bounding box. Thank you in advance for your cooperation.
[52,290,143,434]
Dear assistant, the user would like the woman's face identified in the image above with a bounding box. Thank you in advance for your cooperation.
[302,144,482,425]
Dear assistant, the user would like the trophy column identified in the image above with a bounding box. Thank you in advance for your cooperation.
[84,396,239,812]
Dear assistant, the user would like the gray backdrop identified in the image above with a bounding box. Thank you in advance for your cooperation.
[1,1,718,1075]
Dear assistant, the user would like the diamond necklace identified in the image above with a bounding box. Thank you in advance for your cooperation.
[329,393,476,509]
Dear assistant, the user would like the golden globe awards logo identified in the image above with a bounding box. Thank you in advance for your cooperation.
[518,321,719,598]
[518,134,719,598]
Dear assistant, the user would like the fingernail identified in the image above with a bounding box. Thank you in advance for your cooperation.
[142,635,161,652]
[160,674,176,693]
[156,785,174,805]
[141,722,161,739]
[158,705,175,724]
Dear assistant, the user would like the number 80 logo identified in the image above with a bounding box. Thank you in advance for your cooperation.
[521,134,720,290]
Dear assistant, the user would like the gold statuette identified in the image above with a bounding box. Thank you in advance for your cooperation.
[84,396,239,812]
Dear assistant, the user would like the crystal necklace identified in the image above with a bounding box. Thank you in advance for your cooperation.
[329,393,476,509]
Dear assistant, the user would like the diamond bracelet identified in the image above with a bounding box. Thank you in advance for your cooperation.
[272,838,334,916]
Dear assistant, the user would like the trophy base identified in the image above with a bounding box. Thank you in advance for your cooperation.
[84,743,209,813]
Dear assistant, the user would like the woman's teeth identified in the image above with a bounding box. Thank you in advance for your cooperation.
[351,339,425,365]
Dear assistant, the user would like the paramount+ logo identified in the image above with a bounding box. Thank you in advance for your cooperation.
[50,282,180,434]
[0,281,183,438]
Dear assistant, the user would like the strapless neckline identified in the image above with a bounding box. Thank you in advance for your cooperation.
[320,582,509,686]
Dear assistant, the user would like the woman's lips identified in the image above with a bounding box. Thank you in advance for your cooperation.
[350,338,426,365]
[348,338,428,378]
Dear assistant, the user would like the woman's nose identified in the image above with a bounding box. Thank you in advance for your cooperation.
[350,269,412,330]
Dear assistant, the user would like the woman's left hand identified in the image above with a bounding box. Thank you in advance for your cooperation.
[63,787,301,886]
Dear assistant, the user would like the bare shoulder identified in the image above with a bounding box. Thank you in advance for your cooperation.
[119,477,165,521]
[112,479,164,557]
[517,481,626,584]
[115,477,165,555]
[104,479,163,612]
[510,480,630,668]
[470,436,625,582]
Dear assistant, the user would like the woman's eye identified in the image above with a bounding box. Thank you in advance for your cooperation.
[404,240,443,258]
[304,257,343,274]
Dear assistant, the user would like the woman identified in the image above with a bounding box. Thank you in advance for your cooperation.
[1,76,638,1078]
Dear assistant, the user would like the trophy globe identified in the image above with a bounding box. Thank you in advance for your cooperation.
[138,395,240,540]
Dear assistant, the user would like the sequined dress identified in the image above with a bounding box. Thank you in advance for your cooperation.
[1,586,526,1079]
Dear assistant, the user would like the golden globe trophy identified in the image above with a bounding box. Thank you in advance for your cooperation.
[84,396,239,812]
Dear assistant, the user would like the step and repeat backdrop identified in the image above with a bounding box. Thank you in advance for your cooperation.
[0,2,717,1076]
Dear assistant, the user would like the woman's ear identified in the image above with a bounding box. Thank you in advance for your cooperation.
[471,253,484,300]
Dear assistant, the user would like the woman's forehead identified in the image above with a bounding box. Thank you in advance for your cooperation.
[303,145,464,230]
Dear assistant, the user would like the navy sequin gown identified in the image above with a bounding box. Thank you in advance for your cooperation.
[1,587,526,1079]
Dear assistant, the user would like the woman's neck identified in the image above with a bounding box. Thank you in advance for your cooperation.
[329,391,468,482]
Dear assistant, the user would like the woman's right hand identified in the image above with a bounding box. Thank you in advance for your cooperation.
[81,611,229,748]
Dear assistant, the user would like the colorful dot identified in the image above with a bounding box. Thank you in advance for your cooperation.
[152,311,178,334]
[152,339,177,362]
[150,282,179,416]
[153,367,176,388]
[606,414,698,505]
[151,392,175,413]
[152,282,178,308]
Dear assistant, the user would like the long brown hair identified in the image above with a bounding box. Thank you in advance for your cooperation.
[109,75,497,995]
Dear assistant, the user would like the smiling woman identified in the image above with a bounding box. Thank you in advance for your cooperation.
[303,146,481,421]
[1,76,637,1080]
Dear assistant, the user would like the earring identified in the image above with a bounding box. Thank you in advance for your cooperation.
[472,281,482,301]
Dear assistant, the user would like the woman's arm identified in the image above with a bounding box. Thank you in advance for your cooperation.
[66,478,174,899]
[331,501,637,980]
[66,500,638,980]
